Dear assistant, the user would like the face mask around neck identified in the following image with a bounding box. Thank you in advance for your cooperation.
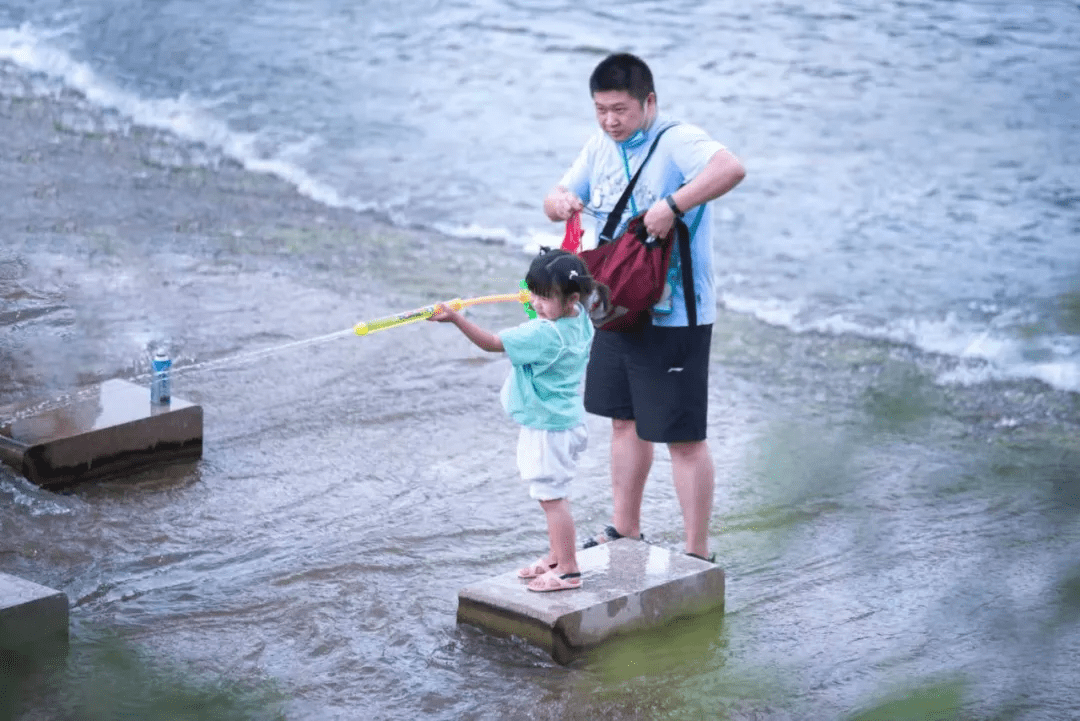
[619,128,648,150]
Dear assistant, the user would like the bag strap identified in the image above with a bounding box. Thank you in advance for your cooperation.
[675,217,697,327]
[599,123,678,243]
[675,202,705,328]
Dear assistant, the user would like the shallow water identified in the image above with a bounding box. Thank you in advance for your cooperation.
[3,195,1079,719]
[1,3,1079,719]
[1,0,1078,388]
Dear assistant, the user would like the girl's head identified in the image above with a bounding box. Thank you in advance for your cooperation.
[525,249,608,320]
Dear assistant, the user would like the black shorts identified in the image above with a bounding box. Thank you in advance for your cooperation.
[584,324,713,443]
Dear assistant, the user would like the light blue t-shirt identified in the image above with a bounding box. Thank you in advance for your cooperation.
[558,114,726,327]
[498,306,594,430]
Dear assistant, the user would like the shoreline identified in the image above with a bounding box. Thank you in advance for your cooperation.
[0,82,531,413]
[3,61,1080,721]
[2,74,1078,440]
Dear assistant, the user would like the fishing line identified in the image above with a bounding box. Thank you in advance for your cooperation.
[0,327,355,425]
[169,327,356,378]
[1,289,534,425]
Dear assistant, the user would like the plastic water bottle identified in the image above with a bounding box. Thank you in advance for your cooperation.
[151,350,171,405]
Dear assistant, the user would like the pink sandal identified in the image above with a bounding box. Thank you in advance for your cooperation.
[516,558,557,579]
[527,570,582,592]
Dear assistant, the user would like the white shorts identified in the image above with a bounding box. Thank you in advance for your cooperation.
[516,424,588,501]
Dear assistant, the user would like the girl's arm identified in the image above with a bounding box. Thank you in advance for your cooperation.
[429,305,504,352]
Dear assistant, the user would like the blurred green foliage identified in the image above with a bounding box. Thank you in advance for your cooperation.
[846,677,966,721]
[2,630,285,721]
[557,610,794,721]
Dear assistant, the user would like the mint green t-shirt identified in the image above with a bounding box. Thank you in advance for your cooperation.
[498,306,594,430]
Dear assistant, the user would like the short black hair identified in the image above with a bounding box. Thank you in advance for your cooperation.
[589,53,654,104]
[525,248,595,300]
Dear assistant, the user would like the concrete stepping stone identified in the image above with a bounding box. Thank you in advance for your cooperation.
[0,378,202,489]
[457,538,725,664]
[0,572,68,661]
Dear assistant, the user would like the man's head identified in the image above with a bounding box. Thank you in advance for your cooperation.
[589,53,654,103]
[589,53,657,144]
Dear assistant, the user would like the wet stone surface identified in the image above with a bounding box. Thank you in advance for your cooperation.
[457,539,724,664]
[1,379,202,489]
[0,572,69,660]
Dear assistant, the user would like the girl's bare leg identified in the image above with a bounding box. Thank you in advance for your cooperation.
[539,499,579,574]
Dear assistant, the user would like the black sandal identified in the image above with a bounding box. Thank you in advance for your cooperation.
[582,525,645,549]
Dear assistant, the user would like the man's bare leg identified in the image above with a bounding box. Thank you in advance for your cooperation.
[668,439,715,558]
[610,418,653,539]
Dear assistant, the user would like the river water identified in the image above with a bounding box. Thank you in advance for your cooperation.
[1,1,1079,719]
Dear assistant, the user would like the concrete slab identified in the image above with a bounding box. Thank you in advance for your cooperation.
[0,378,202,489]
[0,572,68,660]
[457,539,725,664]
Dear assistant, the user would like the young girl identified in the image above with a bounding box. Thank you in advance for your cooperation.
[429,249,606,592]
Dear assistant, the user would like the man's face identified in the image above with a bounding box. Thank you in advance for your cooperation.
[593,90,654,143]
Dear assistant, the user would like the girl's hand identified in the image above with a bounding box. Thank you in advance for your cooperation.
[428,303,457,323]
[427,303,503,352]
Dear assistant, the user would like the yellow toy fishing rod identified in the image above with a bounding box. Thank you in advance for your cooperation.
[354,286,534,336]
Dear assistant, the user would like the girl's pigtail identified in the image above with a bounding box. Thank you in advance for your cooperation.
[583,277,611,325]
[527,248,611,321]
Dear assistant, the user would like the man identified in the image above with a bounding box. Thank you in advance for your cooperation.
[543,52,745,561]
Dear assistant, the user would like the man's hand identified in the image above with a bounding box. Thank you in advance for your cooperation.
[642,149,746,239]
[643,198,677,239]
[544,186,584,221]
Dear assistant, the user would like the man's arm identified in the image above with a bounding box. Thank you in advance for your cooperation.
[545,141,593,221]
[643,148,746,237]
[669,148,745,215]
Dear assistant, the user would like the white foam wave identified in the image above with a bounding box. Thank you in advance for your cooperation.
[720,291,1080,393]
[0,24,564,251]
[424,220,587,256]
[0,473,79,516]
[431,221,516,244]
[937,362,1080,391]
[0,23,376,214]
